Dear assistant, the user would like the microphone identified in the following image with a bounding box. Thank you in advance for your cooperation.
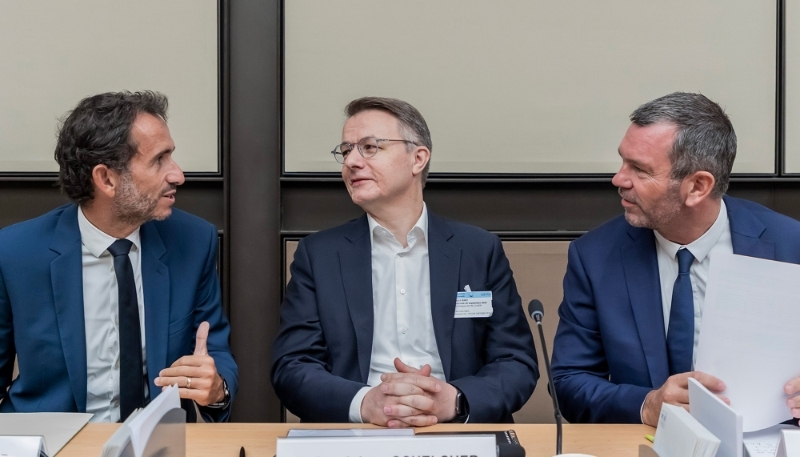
[528,299,563,456]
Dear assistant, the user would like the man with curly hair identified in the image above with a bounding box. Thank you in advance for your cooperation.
[0,91,237,422]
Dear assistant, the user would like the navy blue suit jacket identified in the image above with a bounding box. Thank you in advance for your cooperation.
[271,211,539,423]
[0,204,237,422]
[551,196,800,423]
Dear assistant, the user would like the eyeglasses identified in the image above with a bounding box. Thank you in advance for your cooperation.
[331,137,419,164]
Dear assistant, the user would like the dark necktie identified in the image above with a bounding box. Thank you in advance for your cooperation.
[667,248,695,375]
[108,239,145,420]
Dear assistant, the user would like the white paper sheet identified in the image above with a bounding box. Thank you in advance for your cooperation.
[696,253,800,432]
[743,424,798,457]
[287,429,414,437]
[689,377,743,457]
[127,383,181,457]
[0,412,92,455]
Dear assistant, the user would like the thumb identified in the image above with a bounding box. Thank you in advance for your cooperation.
[194,321,209,356]
[394,358,419,373]
[418,364,432,377]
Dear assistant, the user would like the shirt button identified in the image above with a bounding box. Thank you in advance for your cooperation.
[400,328,407,335]
[400,289,406,295]
[115,316,119,326]
[114,360,120,369]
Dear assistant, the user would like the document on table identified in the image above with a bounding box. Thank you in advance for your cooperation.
[742,424,798,457]
[696,253,800,432]
[0,412,92,454]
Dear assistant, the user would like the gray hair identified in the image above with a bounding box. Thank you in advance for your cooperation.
[630,92,736,198]
[345,96,432,185]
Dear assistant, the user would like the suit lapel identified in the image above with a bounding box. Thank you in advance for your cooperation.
[139,222,170,400]
[339,216,374,383]
[427,213,461,380]
[49,204,88,412]
[725,196,775,260]
[621,226,669,388]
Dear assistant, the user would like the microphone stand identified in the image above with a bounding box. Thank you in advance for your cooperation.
[534,317,562,455]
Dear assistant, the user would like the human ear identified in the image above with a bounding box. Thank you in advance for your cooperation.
[683,171,716,207]
[411,146,430,177]
[91,164,121,199]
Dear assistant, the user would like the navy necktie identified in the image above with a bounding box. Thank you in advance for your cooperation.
[667,248,695,375]
[108,239,145,420]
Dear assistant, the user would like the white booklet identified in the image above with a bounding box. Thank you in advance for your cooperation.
[654,403,720,457]
[689,377,743,457]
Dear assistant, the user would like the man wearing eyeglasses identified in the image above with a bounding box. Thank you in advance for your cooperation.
[271,97,538,427]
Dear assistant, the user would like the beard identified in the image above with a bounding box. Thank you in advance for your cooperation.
[619,181,683,231]
[111,171,170,226]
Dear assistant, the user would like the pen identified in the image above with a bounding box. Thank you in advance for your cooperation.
[644,434,654,443]
[240,446,245,457]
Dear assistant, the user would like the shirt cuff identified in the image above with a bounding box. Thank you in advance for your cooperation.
[640,397,646,424]
[348,386,372,423]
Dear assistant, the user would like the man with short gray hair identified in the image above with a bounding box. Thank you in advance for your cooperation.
[551,92,800,425]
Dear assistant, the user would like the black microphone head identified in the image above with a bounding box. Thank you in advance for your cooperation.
[528,299,544,321]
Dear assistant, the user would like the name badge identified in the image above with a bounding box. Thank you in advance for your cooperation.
[455,289,493,318]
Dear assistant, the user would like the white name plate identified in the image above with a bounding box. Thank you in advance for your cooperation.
[276,434,496,457]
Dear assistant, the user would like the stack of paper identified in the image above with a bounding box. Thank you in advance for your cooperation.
[654,403,720,457]
[101,384,182,457]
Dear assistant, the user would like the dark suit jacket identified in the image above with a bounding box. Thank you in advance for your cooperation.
[0,204,237,422]
[551,196,800,423]
[271,211,539,423]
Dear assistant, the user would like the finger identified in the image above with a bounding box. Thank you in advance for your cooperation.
[688,371,726,392]
[718,395,730,405]
[381,374,442,393]
[154,375,211,389]
[169,354,213,369]
[381,381,429,397]
[785,377,800,395]
[394,394,436,413]
[418,364,432,377]
[194,321,210,356]
[389,414,438,428]
[383,403,425,417]
[176,387,212,404]
[157,365,210,381]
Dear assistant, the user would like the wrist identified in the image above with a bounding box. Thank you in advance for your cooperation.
[206,375,230,409]
[449,385,469,423]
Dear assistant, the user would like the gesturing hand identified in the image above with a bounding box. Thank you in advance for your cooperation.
[154,321,224,406]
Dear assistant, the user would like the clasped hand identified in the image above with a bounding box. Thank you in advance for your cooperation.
[153,321,225,406]
[361,358,458,428]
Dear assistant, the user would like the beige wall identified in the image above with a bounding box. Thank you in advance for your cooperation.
[285,0,776,175]
[0,0,219,172]
[283,239,569,423]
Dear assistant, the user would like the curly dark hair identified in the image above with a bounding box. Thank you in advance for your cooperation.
[55,91,169,203]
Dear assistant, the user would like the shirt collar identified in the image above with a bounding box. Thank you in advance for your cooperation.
[654,198,728,263]
[367,202,428,248]
[77,205,141,258]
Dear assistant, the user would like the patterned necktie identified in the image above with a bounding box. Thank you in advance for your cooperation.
[667,248,695,375]
[107,239,145,420]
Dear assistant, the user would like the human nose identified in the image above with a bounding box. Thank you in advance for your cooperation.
[611,164,630,189]
[167,158,185,186]
[342,146,365,169]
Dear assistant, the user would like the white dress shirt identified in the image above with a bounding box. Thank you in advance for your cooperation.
[348,203,446,422]
[78,207,147,423]
[639,199,733,422]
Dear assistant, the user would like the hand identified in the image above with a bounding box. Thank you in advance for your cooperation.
[360,361,437,427]
[641,371,727,426]
[380,358,459,427]
[154,322,224,406]
[783,376,800,417]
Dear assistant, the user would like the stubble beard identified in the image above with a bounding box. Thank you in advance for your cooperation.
[620,181,683,232]
[111,171,167,226]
